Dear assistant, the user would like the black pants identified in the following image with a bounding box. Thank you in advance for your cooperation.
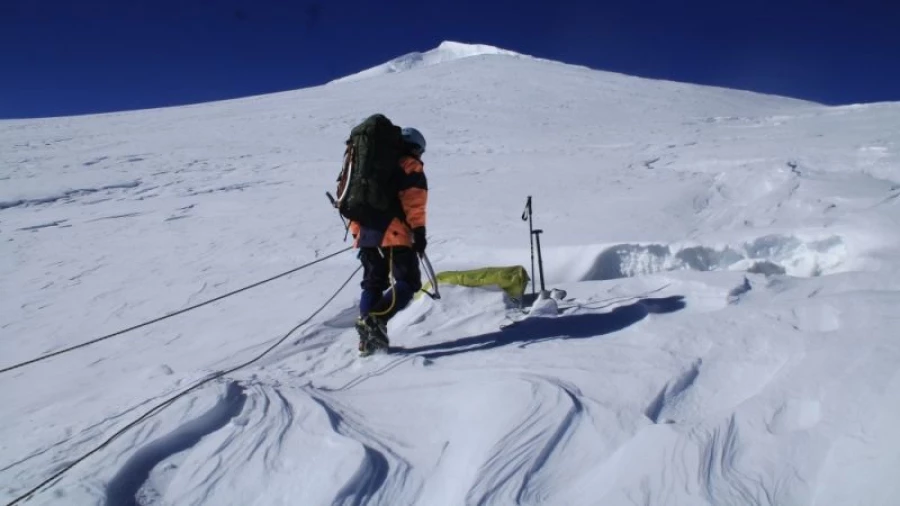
[358,247,422,321]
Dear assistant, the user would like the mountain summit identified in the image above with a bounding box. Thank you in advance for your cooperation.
[332,40,528,83]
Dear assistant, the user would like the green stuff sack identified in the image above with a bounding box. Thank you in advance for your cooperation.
[420,266,530,300]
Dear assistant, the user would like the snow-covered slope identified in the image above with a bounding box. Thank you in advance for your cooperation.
[332,40,527,83]
[2,43,900,506]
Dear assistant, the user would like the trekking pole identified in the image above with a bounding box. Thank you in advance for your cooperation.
[521,196,536,298]
[418,252,441,300]
[325,192,350,242]
[533,229,546,293]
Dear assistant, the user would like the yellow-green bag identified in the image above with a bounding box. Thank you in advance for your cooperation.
[419,265,530,300]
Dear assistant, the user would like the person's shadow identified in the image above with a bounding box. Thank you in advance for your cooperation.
[394,295,686,360]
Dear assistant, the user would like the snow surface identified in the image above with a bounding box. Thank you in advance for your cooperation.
[2,41,900,505]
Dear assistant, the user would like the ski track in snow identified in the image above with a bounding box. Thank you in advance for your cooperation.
[2,42,900,506]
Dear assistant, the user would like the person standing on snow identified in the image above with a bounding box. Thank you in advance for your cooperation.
[349,126,428,355]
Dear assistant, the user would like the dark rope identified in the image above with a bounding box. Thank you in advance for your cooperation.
[0,246,354,375]
[5,265,362,506]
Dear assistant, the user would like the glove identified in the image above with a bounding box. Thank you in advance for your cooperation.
[412,226,427,254]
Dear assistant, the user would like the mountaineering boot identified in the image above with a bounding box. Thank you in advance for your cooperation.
[355,317,370,354]
[355,315,389,356]
[364,315,390,354]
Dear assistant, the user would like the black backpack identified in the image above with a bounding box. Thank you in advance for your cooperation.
[335,114,405,226]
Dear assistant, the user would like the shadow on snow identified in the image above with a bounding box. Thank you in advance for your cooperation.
[396,295,686,360]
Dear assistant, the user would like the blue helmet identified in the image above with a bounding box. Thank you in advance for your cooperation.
[401,127,426,154]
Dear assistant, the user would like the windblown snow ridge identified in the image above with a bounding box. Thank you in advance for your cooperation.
[582,234,847,280]
[0,181,141,211]
[105,382,247,506]
[645,360,702,424]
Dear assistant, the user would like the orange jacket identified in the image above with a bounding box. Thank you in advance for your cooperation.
[349,155,427,248]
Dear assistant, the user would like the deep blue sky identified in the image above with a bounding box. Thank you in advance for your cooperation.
[1,0,898,118]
